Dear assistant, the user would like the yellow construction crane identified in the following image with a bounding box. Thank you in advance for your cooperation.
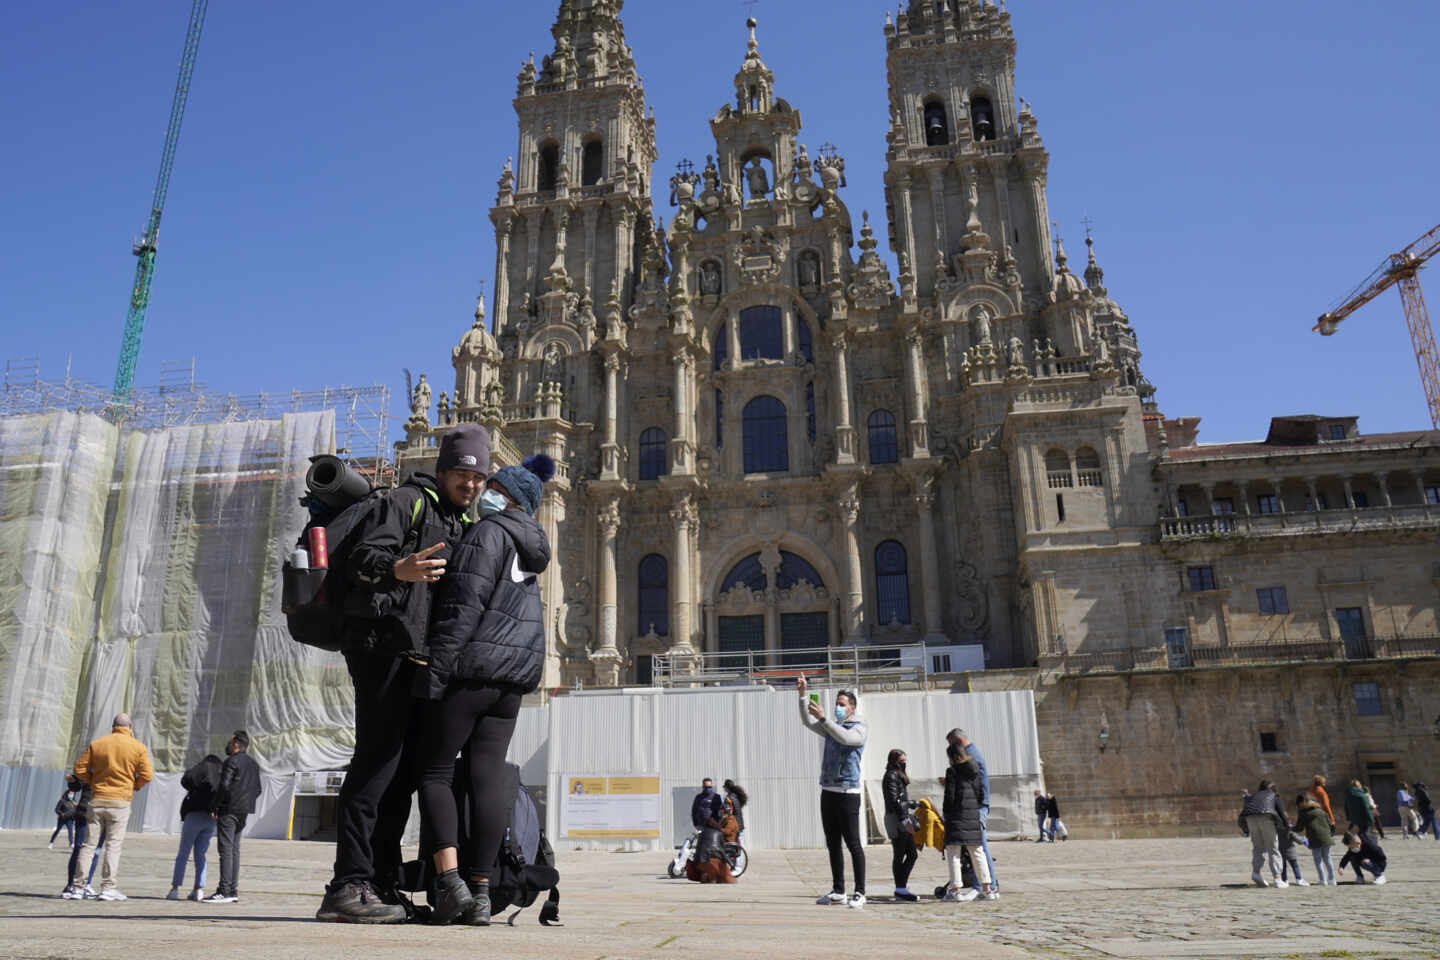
[1314,222,1440,428]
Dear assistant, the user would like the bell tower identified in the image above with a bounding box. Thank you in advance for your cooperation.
[882,0,1054,311]
[486,0,657,413]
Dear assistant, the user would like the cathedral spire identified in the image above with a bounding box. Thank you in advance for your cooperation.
[734,17,776,114]
[1084,234,1107,296]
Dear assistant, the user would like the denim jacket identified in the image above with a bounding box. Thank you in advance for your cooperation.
[799,696,867,792]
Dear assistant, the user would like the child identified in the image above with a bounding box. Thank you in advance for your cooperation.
[1276,798,1309,885]
[1338,830,1387,885]
[1296,793,1336,885]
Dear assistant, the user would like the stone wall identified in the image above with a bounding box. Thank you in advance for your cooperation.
[1030,659,1440,837]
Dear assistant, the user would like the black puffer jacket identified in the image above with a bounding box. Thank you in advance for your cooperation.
[178,755,221,820]
[943,756,986,846]
[420,509,551,696]
[342,474,470,655]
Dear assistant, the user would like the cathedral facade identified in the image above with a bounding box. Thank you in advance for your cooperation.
[397,0,1440,691]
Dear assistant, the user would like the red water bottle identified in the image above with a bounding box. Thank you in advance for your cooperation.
[308,526,329,569]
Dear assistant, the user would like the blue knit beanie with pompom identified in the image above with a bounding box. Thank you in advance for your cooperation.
[491,454,554,516]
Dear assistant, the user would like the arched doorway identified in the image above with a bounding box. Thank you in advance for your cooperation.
[712,548,831,669]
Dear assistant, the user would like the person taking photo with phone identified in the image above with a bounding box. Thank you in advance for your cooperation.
[796,676,868,909]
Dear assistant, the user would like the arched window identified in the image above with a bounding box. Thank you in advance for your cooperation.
[806,383,816,444]
[638,427,667,480]
[796,317,814,364]
[738,306,784,361]
[875,541,911,625]
[1075,446,1103,486]
[970,96,996,141]
[721,553,767,593]
[537,142,560,191]
[1045,449,1073,488]
[868,410,898,464]
[581,140,603,186]
[777,551,824,589]
[742,395,788,473]
[637,554,669,637]
[713,323,728,370]
[923,100,950,146]
[715,390,724,448]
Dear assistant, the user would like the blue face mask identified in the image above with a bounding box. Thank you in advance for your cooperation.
[834,704,849,722]
[478,488,509,517]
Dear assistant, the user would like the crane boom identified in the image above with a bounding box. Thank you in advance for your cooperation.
[112,0,209,400]
[1314,222,1440,429]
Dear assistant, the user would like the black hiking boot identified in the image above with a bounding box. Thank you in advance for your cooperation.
[315,881,408,924]
[429,870,474,925]
[458,879,491,927]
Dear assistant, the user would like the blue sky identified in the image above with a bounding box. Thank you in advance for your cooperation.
[2,1,1437,446]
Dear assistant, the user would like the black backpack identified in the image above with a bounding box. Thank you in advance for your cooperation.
[281,487,430,653]
[400,761,561,925]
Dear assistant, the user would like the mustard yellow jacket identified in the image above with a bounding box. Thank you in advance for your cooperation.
[911,797,946,851]
[74,727,154,806]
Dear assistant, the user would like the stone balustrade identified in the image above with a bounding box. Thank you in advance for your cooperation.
[1053,633,1440,674]
[1160,502,1438,540]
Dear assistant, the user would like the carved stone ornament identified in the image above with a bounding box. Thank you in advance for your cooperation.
[732,226,788,286]
[954,559,990,635]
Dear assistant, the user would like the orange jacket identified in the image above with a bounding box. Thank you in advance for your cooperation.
[1309,785,1336,825]
[74,727,154,806]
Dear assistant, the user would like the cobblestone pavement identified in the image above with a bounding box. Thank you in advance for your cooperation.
[0,830,1436,959]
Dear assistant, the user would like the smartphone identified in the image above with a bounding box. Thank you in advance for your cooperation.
[809,692,820,706]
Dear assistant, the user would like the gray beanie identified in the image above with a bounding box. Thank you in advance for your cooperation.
[436,424,491,475]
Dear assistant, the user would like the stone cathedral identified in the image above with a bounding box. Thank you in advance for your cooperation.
[396,0,1440,692]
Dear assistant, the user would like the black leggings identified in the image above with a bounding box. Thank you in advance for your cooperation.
[891,832,918,889]
[417,683,522,878]
[820,791,865,894]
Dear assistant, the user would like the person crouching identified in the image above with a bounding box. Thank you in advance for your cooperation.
[1339,830,1388,885]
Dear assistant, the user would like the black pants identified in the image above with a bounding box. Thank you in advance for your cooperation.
[820,791,865,894]
[332,651,419,889]
[417,683,522,877]
[891,832,917,889]
[216,812,247,895]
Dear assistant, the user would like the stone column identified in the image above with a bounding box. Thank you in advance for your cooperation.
[591,498,623,687]
[1238,480,1252,516]
[895,175,918,285]
[1304,476,1322,526]
[1024,169,1054,277]
[838,487,865,644]
[669,496,695,653]
[904,327,930,456]
[703,601,717,654]
[912,475,945,641]
[832,332,855,463]
[600,355,621,478]
[926,166,949,273]
[493,218,513,333]
[1416,472,1432,509]
[1374,471,1393,510]
[524,211,542,301]
[1342,475,1356,510]
[583,206,599,293]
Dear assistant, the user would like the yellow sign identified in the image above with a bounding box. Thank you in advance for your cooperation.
[561,773,662,839]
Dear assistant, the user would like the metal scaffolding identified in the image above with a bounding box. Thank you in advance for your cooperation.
[1,356,390,474]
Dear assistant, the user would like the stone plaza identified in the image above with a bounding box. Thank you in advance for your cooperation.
[1,829,1436,959]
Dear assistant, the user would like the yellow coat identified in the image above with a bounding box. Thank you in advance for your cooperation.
[910,797,946,851]
[75,727,154,806]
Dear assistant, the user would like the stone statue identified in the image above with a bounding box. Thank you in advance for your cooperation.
[410,373,431,419]
[745,158,770,200]
[799,252,820,287]
[700,260,721,296]
[973,305,993,344]
[543,342,564,380]
[1008,335,1025,366]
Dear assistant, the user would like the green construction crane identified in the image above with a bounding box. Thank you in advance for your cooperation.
[112,0,209,399]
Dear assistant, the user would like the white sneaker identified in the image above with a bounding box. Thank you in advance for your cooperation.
[166,887,180,900]
[1373,875,1387,885]
[60,887,80,900]
[98,890,127,901]
[979,889,999,900]
[816,892,846,905]
[187,888,205,901]
[1251,873,1268,888]
[1274,879,1289,889]
[82,885,98,899]
[203,892,238,904]
[847,892,866,910]
[1294,878,1310,886]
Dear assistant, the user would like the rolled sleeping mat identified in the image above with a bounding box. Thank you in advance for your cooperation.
[305,454,373,511]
